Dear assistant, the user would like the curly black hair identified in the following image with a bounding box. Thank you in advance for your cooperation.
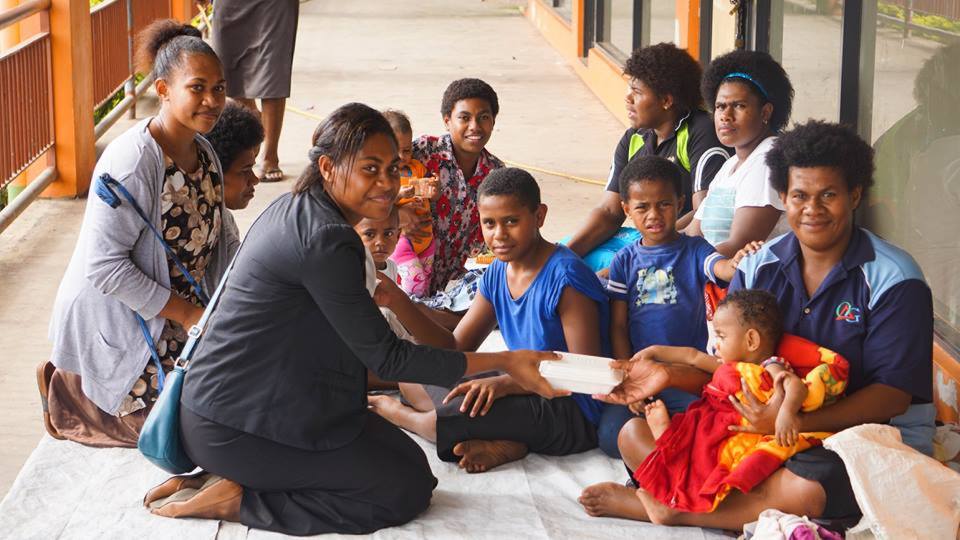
[205,103,264,172]
[718,289,783,345]
[624,43,703,112]
[701,50,794,132]
[441,78,500,118]
[766,120,874,194]
[478,167,540,212]
[618,155,683,200]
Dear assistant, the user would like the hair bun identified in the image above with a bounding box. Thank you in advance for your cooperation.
[135,19,203,75]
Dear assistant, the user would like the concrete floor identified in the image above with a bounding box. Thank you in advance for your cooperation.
[0,0,625,498]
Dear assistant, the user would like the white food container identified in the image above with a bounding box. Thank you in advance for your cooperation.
[539,352,625,395]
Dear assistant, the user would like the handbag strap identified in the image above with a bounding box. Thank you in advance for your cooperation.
[175,240,243,369]
[96,173,215,392]
[95,173,210,306]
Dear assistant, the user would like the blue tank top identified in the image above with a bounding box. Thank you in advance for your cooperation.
[478,245,609,423]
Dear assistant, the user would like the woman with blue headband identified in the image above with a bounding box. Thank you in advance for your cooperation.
[686,50,795,257]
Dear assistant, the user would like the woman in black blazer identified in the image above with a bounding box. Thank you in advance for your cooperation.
[143,103,563,535]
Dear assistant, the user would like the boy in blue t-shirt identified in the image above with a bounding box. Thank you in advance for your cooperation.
[607,156,747,414]
[369,167,632,471]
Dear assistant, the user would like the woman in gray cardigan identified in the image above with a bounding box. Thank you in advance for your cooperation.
[41,20,235,447]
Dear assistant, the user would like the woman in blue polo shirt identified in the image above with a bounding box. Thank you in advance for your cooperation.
[580,121,934,529]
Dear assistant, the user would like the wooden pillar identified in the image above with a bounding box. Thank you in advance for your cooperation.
[170,0,194,23]
[0,0,20,50]
[676,0,700,60]
[44,0,96,198]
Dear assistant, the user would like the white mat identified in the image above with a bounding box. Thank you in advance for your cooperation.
[0,435,728,539]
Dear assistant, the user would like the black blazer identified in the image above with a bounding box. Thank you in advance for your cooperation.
[182,184,466,451]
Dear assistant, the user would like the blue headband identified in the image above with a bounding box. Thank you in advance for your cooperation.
[723,72,769,100]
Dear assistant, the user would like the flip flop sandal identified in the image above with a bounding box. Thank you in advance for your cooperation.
[35,360,66,440]
[261,167,284,183]
[147,474,222,510]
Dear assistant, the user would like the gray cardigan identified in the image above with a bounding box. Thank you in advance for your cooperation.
[49,118,238,414]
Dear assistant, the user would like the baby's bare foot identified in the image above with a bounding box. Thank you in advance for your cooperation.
[644,399,670,439]
[578,482,650,520]
[452,440,527,473]
[635,487,680,525]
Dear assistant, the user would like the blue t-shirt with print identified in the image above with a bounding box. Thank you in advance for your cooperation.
[478,245,610,424]
[607,234,724,352]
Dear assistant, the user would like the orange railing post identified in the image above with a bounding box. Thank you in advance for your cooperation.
[169,0,192,23]
[43,0,95,198]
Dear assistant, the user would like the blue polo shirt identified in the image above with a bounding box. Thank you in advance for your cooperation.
[730,228,933,403]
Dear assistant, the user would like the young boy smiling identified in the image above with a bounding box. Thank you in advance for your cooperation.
[410,78,505,296]
[370,168,633,470]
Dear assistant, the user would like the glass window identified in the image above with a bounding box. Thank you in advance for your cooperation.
[552,0,572,22]
[864,5,960,342]
[776,0,844,122]
[710,0,737,59]
[601,0,635,57]
[649,0,677,45]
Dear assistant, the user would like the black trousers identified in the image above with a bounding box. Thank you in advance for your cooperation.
[426,385,598,462]
[180,406,436,536]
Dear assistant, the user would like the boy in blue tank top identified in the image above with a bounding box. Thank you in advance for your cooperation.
[369,167,633,471]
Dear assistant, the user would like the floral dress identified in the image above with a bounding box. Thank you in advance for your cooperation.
[412,134,503,295]
[118,146,222,415]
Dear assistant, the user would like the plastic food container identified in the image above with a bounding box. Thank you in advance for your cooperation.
[539,352,625,395]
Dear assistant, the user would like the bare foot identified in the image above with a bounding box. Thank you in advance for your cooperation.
[368,394,437,441]
[452,440,527,473]
[368,394,406,420]
[644,399,670,440]
[578,482,649,520]
[150,477,242,521]
[635,487,680,525]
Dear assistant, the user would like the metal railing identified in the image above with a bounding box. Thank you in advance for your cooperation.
[91,0,130,108]
[131,0,170,39]
[888,0,960,21]
[0,0,197,233]
[0,0,56,234]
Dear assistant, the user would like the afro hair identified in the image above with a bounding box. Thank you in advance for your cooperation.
[205,102,264,172]
[765,120,874,194]
[701,50,794,132]
[624,43,703,112]
[440,78,499,118]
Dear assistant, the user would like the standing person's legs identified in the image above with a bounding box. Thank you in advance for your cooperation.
[259,98,286,181]
[179,407,437,536]
[228,97,285,181]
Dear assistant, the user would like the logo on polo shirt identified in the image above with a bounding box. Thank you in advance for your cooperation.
[835,301,861,323]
